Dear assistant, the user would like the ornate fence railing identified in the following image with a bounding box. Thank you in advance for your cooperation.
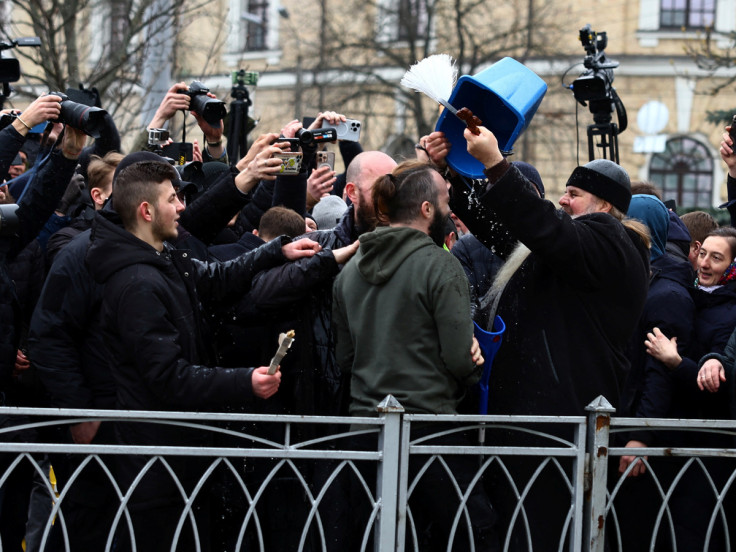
[1,397,735,551]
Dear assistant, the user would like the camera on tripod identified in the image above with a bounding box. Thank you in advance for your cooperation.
[569,24,628,163]
[571,25,619,105]
[0,37,41,109]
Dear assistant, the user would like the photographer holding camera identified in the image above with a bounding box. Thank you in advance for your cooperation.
[0,101,85,389]
[0,94,62,183]
[137,81,226,163]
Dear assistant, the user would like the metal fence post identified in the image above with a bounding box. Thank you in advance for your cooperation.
[375,395,405,552]
[583,395,615,552]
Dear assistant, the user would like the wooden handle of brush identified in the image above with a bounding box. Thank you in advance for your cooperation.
[457,107,482,136]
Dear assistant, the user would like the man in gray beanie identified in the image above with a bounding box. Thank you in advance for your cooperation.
[425,126,650,551]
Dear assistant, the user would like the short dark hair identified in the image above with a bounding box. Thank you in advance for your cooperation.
[258,206,305,241]
[112,161,179,230]
[372,160,440,225]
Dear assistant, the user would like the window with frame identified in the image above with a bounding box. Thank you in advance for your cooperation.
[243,0,269,51]
[649,136,713,208]
[659,0,715,29]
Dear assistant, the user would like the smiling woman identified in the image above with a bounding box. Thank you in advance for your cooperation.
[696,232,736,288]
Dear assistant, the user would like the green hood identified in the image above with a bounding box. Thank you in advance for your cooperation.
[357,226,436,284]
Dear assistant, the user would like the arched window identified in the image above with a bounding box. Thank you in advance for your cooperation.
[649,136,713,208]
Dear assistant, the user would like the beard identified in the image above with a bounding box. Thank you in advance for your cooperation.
[428,210,446,247]
[355,201,378,234]
[152,218,179,243]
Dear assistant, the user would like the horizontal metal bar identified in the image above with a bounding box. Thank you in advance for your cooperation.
[610,416,736,429]
[408,446,582,457]
[609,446,736,458]
[0,443,383,460]
[406,413,587,424]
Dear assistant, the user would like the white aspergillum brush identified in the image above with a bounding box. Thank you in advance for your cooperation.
[401,54,482,135]
[400,54,458,113]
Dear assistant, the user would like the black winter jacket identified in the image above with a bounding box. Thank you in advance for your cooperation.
[246,206,356,415]
[460,163,650,416]
[620,254,696,443]
[29,172,261,413]
[86,210,288,415]
[0,149,77,387]
[668,281,736,421]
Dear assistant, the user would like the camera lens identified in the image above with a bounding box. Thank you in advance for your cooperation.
[58,99,107,139]
[190,95,227,126]
[296,128,314,146]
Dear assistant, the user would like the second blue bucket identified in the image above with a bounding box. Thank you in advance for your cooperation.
[473,315,505,415]
[435,57,547,180]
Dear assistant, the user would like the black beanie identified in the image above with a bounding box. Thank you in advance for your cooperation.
[565,159,631,213]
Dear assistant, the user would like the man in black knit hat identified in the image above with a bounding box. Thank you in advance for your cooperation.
[426,126,650,551]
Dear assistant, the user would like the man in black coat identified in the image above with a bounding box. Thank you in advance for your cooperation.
[426,126,650,551]
[84,159,318,552]
[27,144,299,550]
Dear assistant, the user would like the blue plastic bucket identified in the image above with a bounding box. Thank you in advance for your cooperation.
[435,57,547,179]
[473,315,506,415]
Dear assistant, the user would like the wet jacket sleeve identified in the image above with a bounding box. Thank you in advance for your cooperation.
[448,170,535,260]
[233,179,275,235]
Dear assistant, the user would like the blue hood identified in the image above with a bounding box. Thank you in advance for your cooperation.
[627,194,668,260]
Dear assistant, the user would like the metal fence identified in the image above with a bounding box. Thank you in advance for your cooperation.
[0,396,735,551]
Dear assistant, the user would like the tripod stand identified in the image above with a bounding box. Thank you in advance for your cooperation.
[585,91,627,164]
[226,80,253,166]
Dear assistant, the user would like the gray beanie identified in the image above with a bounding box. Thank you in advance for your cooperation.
[565,159,631,212]
[312,195,348,230]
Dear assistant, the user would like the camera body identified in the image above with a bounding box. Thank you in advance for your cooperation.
[48,92,108,138]
[146,128,192,165]
[232,70,259,87]
[296,127,337,147]
[571,25,618,105]
[730,115,736,144]
[277,137,300,152]
[179,81,227,126]
[0,112,18,131]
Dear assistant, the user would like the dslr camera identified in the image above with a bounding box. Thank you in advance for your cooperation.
[179,81,227,126]
[47,92,108,138]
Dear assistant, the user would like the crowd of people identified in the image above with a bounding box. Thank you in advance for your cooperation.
[0,79,736,551]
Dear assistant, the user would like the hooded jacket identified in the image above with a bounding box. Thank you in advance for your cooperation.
[333,226,481,417]
[86,210,287,416]
[84,211,289,509]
